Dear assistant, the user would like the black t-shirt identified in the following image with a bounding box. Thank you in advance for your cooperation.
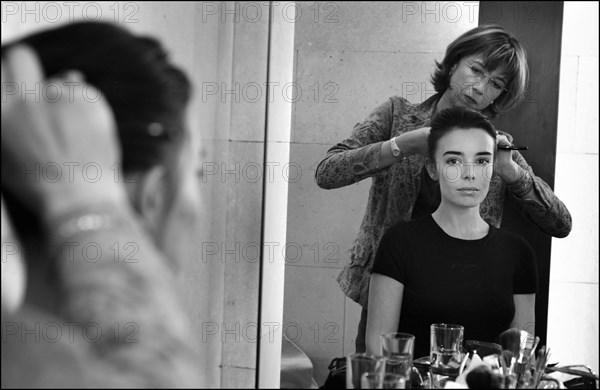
[372,215,538,358]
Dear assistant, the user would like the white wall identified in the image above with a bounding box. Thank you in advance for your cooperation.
[548,1,599,376]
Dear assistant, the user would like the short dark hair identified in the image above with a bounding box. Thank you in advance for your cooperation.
[431,24,528,118]
[428,106,497,159]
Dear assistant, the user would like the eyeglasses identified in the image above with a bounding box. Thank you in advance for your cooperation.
[465,62,508,93]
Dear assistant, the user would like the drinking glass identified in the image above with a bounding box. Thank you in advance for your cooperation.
[361,372,406,389]
[347,353,385,389]
[380,332,415,385]
[430,324,464,389]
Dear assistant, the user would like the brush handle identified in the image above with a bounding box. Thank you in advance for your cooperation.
[498,145,529,151]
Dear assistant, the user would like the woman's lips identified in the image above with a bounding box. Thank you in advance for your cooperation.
[464,95,478,105]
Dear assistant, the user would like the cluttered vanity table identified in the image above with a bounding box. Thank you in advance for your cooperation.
[329,327,599,389]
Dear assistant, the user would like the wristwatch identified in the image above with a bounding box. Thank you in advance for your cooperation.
[390,137,404,159]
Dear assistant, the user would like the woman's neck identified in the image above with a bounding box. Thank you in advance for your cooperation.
[432,202,489,240]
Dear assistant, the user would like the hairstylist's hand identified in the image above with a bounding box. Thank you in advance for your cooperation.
[1,45,129,224]
[1,195,26,314]
[494,130,520,183]
[397,126,431,157]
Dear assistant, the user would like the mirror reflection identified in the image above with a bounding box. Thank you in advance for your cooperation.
[282,1,596,388]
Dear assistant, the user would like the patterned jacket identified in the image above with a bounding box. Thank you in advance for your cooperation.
[315,94,572,306]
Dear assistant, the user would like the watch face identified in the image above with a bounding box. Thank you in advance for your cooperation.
[392,149,400,157]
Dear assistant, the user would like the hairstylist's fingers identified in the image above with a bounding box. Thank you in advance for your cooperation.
[496,134,512,149]
[62,70,85,83]
[496,129,514,143]
[1,45,48,147]
[2,56,54,166]
[1,57,20,117]
[42,75,120,168]
[2,45,45,103]
[3,44,44,83]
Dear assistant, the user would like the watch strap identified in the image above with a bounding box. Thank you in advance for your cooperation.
[390,137,404,159]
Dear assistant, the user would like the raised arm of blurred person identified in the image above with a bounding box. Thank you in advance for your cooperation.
[1,45,201,387]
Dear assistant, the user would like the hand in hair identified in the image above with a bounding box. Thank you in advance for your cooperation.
[1,45,129,225]
[494,131,521,183]
[393,126,431,158]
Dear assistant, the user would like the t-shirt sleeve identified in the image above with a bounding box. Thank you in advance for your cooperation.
[513,237,538,294]
[372,226,406,284]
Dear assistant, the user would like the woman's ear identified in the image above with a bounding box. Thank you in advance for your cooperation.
[128,165,168,238]
[425,158,439,181]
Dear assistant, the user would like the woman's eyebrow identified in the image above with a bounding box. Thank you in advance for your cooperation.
[473,59,486,68]
[442,151,493,156]
[475,59,507,83]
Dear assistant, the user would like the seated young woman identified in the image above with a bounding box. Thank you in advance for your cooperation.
[365,106,538,359]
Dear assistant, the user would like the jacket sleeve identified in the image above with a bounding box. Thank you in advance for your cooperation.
[315,98,396,189]
[508,152,573,238]
[49,205,202,387]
